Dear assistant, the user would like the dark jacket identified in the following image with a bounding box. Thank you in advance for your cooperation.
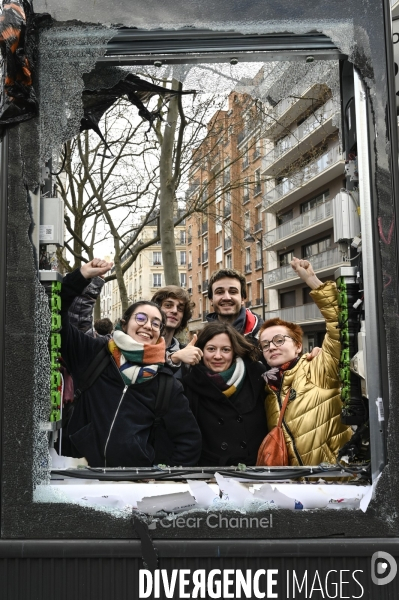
[68,275,105,333]
[206,307,263,346]
[182,359,268,466]
[61,269,202,468]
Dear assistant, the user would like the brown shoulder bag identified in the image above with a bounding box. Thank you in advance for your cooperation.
[256,389,291,466]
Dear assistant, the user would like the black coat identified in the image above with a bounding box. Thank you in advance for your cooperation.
[61,269,202,468]
[182,360,268,466]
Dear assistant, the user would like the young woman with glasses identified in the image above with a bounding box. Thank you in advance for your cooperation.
[258,257,352,467]
[59,258,201,468]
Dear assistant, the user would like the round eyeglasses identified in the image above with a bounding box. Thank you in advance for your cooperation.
[260,334,295,352]
[132,312,163,331]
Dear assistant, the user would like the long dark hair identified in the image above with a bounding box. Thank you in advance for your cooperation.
[195,322,260,362]
[120,301,166,333]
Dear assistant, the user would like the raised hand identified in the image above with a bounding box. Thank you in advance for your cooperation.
[171,334,204,366]
[80,258,113,280]
[291,256,322,290]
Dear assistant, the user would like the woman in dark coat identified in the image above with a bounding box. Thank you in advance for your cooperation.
[60,258,201,468]
[182,322,268,466]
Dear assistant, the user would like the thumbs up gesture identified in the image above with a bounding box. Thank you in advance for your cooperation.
[170,333,203,366]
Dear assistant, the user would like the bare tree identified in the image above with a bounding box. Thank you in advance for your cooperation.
[56,80,273,313]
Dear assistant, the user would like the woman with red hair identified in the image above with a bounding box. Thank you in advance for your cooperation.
[258,257,352,466]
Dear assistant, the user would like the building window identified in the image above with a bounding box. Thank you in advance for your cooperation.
[279,250,294,266]
[301,190,330,213]
[153,273,162,287]
[245,247,251,272]
[180,251,186,265]
[280,290,296,308]
[243,178,249,204]
[303,236,331,258]
[277,209,293,226]
[180,272,187,288]
[153,251,162,265]
[180,230,186,244]
[254,168,261,195]
[226,254,232,268]
[247,283,252,305]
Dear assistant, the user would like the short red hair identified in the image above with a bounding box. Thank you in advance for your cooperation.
[259,317,303,348]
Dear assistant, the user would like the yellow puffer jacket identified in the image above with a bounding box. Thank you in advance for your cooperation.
[264,281,352,466]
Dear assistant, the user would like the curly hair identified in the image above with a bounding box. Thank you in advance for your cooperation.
[258,317,303,348]
[151,285,195,333]
[208,268,247,300]
[195,322,260,362]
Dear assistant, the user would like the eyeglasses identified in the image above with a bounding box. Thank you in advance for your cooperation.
[132,312,163,331]
[260,334,295,352]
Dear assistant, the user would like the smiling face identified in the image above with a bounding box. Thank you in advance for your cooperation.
[259,325,302,367]
[160,297,185,331]
[125,305,163,345]
[211,277,244,320]
[202,333,234,373]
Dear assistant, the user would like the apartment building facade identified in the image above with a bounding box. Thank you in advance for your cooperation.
[186,92,268,332]
[261,80,348,352]
[101,221,187,323]
[186,70,349,349]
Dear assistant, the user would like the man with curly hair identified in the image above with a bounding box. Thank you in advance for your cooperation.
[151,285,203,373]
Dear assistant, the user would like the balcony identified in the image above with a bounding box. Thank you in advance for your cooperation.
[254,183,262,196]
[224,237,232,251]
[188,262,192,270]
[202,310,209,321]
[242,156,249,169]
[261,99,338,177]
[224,205,232,218]
[263,82,329,139]
[243,193,250,205]
[263,144,343,214]
[244,263,252,274]
[252,148,261,161]
[198,257,201,265]
[263,199,333,251]
[198,284,202,293]
[265,247,349,290]
[202,279,209,292]
[255,297,262,305]
[188,235,192,244]
[255,259,262,269]
[263,303,324,325]
[202,221,208,234]
[245,300,252,308]
[202,251,208,263]
[254,221,262,232]
[151,260,162,266]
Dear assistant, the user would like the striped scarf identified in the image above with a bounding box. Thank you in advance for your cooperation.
[262,356,300,392]
[205,357,246,398]
[109,326,165,385]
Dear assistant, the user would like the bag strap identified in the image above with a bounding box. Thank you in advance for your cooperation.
[150,371,174,445]
[277,388,291,428]
[74,344,111,400]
